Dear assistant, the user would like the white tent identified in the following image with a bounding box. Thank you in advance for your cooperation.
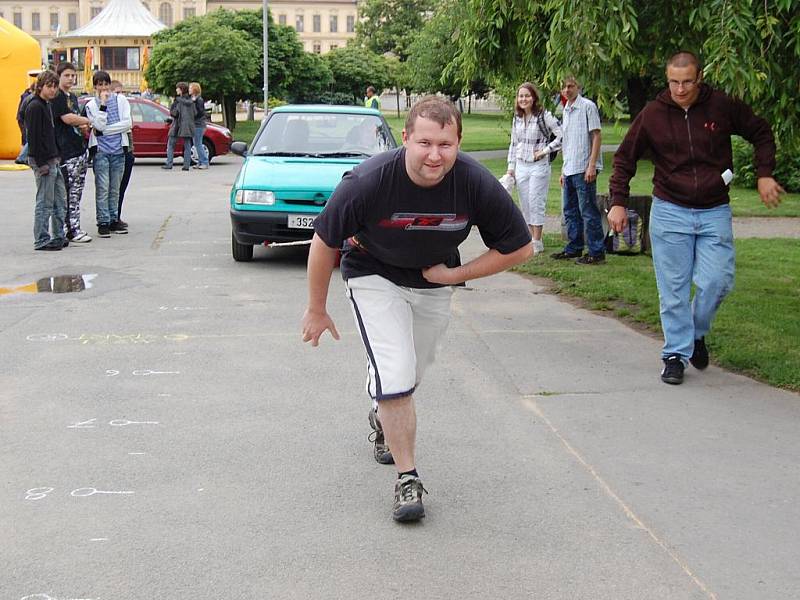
[60,0,166,38]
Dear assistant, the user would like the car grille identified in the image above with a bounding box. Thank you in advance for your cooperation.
[282,198,327,207]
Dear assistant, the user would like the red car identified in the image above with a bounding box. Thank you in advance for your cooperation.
[78,96,232,161]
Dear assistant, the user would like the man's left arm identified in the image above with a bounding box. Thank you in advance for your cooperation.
[732,98,784,207]
[422,244,533,285]
[100,96,132,135]
[585,102,602,182]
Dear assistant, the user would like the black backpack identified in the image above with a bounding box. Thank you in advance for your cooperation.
[535,111,559,163]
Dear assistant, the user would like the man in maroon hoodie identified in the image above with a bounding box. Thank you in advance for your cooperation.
[608,51,784,385]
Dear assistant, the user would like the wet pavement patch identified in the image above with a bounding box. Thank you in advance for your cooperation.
[0,274,97,296]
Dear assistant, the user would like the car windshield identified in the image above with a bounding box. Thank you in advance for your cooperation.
[251,112,395,157]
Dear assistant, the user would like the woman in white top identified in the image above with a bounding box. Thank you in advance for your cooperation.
[506,82,562,254]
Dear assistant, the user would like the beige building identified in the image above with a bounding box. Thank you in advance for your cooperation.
[0,0,357,64]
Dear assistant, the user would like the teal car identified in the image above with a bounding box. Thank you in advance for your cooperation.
[229,104,397,261]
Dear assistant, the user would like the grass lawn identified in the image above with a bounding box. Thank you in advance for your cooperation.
[479,155,800,218]
[514,236,800,391]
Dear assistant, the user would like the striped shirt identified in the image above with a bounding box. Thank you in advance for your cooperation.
[507,110,562,169]
[561,95,602,177]
[97,94,123,155]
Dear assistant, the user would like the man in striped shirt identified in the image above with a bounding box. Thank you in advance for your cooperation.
[551,75,605,264]
[83,70,132,238]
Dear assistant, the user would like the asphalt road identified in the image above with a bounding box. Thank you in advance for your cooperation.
[1,154,799,599]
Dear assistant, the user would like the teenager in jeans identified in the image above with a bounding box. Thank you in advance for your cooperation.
[25,71,67,251]
[83,70,131,238]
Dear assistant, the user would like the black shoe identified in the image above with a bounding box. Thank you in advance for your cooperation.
[661,355,685,385]
[60,239,69,248]
[368,408,394,464]
[393,475,427,522]
[575,254,605,265]
[35,243,62,251]
[110,221,128,234]
[97,225,111,238]
[181,166,191,171]
[161,165,172,170]
[116,219,128,229]
[690,337,709,370]
[551,250,582,260]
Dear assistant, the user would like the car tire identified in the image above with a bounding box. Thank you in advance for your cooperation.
[192,139,216,164]
[231,231,253,262]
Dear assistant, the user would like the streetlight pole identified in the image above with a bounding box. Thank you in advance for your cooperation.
[263,0,269,119]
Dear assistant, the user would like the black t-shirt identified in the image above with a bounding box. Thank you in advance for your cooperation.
[51,90,86,160]
[314,148,531,288]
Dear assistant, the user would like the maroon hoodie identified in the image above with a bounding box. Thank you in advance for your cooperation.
[610,84,775,209]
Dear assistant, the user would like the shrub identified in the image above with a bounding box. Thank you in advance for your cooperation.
[732,136,800,192]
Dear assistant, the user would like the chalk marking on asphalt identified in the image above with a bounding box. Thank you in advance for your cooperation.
[523,396,718,600]
[150,214,173,250]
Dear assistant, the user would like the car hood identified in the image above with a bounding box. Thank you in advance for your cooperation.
[237,156,362,191]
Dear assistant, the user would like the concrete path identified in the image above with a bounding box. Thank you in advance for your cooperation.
[1,156,798,599]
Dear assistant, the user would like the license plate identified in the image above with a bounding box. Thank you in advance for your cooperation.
[287,214,315,229]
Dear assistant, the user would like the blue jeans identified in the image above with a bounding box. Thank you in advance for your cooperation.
[562,173,605,256]
[165,136,192,168]
[30,161,67,249]
[93,151,125,226]
[649,198,735,360]
[192,126,209,166]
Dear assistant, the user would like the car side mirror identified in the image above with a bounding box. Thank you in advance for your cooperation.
[231,141,248,157]
[164,117,173,124]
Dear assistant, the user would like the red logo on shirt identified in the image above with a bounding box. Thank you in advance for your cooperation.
[378,213,469,231]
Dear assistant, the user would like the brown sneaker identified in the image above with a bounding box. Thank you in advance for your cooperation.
[392,475,427,522]
[368,408,394,464]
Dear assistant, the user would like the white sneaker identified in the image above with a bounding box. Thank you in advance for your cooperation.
[71,232,92,243]
[533,240,544,254]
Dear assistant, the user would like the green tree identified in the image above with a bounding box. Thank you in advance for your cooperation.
[286,52,334,103]
[147,17,259,129]
[454,0,800,148]
[405,0,490,109]
[324,45,392,104]
[355,0,433,61]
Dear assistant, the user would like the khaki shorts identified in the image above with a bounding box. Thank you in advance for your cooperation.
[345,275,454,400]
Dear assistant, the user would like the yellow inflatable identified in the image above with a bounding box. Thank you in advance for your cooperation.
[0,18,41,160]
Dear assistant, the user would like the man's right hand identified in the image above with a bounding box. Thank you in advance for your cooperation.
[37,164,50,176]
[607,205,628,233]
[301,308,340,347]
[99,90,110,105]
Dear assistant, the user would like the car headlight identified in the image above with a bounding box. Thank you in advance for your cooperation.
[235,190,276,205]
[220,128,232,138]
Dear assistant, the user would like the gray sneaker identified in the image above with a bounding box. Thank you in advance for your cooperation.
[368,408,394,464]
[393,475,427,522]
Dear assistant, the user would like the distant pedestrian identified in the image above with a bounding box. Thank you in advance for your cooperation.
[364,86,380,110]
[111,80,135,227]
[52,62,93,243]
[608,51,784,385]
[162,82,195,171]
[15,70,41,164]
[189,82,209,169]
[25,70,67,251]
[83,70,132,237]
[506,82,562,255]
[551,75,605,265]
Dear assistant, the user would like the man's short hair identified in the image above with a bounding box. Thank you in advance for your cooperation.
[110,80,123,92]
[562,75,580,88]
[35,70,59,94]
[56,62,76,76]
[666,51,702,75]
[176,81,189,95]
[92,70,111,86]
[366,85,376,95]
[405,95,462,139]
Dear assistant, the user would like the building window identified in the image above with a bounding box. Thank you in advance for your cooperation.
[90,6,102,18]
[278,14,286,25]
[346,15,354,33]
[68,12,77,30]
[183,7,195,19]
[101,47,140,70]
[32,12,40,30]
[312,14,320,32]
[329,15,338,33]
[50,12,59,30]
[159,3,172,26]
[13,12,22,28]
[313,42,321,54]
[295,14,304,32]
